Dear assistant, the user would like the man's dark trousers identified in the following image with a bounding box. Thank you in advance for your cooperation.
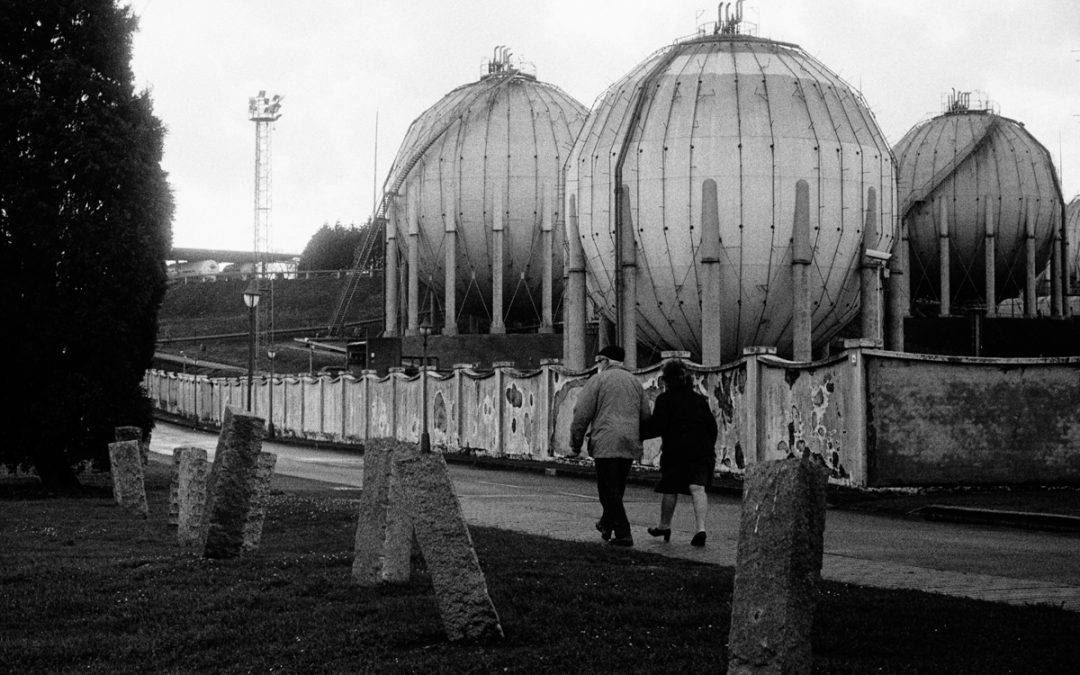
[594,458,633,539]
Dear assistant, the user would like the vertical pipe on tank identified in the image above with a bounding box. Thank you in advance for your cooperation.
[443,217,458,336]
[491,191,506,334]
[700,179,723,366]
[539,195,554,334]
[566,194,586,370]
[1061,201,1071,318]
[860,187,882,346]
[1024,202,1037,318]
[1050,218,1063,318]
[617,185,637,369]
[938,199,951,316]
[406,217,420,336]
[791,180,813,361]
[984,200,996,318]
[384,218,399,337]
[886,215,908,351]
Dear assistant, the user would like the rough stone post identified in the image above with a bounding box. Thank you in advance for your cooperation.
[393,450,504,642]
[108,440,148,517]
[200,406,265,559]
[177,447,210,548]
[241,451,277,553]
[353,439,416,585]
[115,425,148,466]
[728,458,828,675]
[168,447,197,527]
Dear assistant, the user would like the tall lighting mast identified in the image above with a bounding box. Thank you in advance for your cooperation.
[249,91,283,371]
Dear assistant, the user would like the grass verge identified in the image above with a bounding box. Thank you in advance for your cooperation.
[2,465,1078,674]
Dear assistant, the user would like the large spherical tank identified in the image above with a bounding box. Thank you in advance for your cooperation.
[384,65,586,330]
[565,34,895,362]
[1067,195,1080,287]
[893,107,1063,309]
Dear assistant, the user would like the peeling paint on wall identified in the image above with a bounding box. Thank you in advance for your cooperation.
[144,348,1080,488]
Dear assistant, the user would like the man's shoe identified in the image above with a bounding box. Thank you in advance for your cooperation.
[595,521,612,541]
[608,536,634,547]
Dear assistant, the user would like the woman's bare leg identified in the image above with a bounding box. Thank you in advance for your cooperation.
[689,484,708,533]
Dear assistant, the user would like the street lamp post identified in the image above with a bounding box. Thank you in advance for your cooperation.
[243,282,261,411]
[267,348,276,438]
[419,320,432,453]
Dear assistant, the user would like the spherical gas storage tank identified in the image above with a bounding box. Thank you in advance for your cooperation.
[383,52,586,331]
[893,94,1064,310]
[565,29,895,362]
[1067,195,1080,288]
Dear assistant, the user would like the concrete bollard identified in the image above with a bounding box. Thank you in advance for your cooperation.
[728,457,828,675]
[352,439,416,585]
[200,407,265,559]
[176,447,210,548]
[393,450,504,642]
[241,451,277,553]
[108,440,148,517]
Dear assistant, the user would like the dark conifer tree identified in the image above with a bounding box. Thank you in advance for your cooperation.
[0,1,173,488]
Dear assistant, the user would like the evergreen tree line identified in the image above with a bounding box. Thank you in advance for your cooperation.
[298,219,382,271]
[0,1,173,487]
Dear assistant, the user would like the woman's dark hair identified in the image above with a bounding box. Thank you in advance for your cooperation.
[661,359,691,389]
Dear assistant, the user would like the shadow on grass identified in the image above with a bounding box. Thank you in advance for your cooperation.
[1,465,1078,674]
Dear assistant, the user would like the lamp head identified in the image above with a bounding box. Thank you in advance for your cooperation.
[242,280,261,308]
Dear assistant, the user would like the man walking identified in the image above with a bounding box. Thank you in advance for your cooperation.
[570,345,651,546]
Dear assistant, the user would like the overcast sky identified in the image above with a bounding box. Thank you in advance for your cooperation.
[128,0,1080,254]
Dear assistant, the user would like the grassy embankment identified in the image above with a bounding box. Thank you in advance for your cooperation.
[2,464,1078,674]
[156,275,382,375]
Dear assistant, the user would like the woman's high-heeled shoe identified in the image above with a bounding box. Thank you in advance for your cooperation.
[691,531,707,547]
[647,527,671,542]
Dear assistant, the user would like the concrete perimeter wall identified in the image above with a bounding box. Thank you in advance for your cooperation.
[145,345,1080,488]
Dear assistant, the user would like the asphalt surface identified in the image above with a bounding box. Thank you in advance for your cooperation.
[150,421,1080,613]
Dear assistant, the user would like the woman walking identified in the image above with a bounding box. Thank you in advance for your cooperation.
[643,359,718,546]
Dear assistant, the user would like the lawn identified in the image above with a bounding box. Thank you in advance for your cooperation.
[2,465,1078,674]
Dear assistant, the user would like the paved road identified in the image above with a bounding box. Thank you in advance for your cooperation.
[151,421,1080,613]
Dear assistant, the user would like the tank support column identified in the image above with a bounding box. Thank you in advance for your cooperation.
[616,185,637,369]
[886,216,908,351]
[700,179,723,366]
[443,218,458,336]
[1050,217,1063,318]
[938,199,951,316]
[1061,208,1071,318]
[565,195,587,370]
[491,192,506,334]
[406,216,420,336]
[539,196,554,334]
[984,202,996,317]
[1024,203,1036,318]
[860,187,883,346]
[384,219,399,337]
[791,180,813,361]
